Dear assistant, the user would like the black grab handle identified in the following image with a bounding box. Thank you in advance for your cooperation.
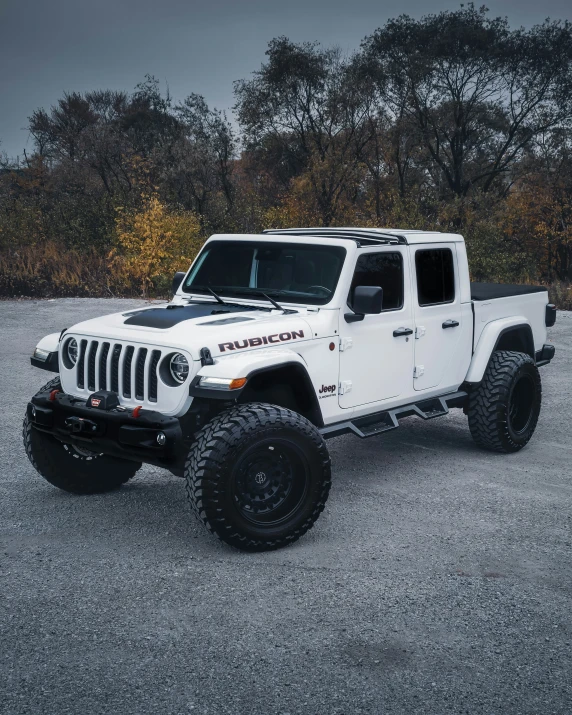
[393,327,413,337]
[442,319,459,329]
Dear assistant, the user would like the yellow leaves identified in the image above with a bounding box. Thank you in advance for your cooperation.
[110,194,203,297]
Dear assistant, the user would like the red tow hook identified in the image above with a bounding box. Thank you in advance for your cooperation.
[49,389,60,402]
[132,406,142,418]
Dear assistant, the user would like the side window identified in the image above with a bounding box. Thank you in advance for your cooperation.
[415,248,455,306]
[349,252,403,311]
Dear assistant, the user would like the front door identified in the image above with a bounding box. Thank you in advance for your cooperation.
[338,247,414,409]
[411,244,464,391]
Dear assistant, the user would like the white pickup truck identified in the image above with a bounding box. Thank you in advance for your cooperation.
[25,228,556,551]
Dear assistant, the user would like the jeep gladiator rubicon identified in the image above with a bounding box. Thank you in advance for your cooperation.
[24,228,557,551]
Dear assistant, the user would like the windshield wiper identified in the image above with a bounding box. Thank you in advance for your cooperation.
[206,286,227,305]
[254,290,286,313]
[211,286,297,314]
[185,285,228,306]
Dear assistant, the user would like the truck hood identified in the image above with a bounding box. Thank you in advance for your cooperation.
[67,302,317,359]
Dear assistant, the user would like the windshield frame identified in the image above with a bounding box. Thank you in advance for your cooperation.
[182,239,348,307]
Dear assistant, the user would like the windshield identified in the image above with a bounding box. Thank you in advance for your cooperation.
[183,241,346,306]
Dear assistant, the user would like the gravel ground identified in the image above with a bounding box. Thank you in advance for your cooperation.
[1,298,571,715]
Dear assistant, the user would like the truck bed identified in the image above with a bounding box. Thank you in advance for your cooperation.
[470,282,546,301]
[471,283,549,356]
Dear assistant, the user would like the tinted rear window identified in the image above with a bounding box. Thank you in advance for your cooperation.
[415,249,455,306]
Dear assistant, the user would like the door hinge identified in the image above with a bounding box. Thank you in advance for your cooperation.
[339,337,353,352]
[413,365,425,379]
[415,326,426,339]
[339,380,353,395]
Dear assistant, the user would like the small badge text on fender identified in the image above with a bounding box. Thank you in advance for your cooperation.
[318,384,337,399]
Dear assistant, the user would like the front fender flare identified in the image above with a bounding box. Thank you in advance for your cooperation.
[188,348,323,426]
[31,331,63,372]
[189,348,309,400]
[196,347,307,380]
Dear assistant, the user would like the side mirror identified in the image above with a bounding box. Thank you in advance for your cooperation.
[345,286,383,323]
[172,271,186,296]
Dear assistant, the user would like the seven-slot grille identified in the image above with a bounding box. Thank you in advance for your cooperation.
[72,339,168,405]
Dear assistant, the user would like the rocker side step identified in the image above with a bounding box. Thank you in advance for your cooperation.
[320,391,468,439]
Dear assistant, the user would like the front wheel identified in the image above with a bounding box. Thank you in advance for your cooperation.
[468,350,541,453]
[185,403,331,551]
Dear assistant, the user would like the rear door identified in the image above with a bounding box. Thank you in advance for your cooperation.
[411,244,464,391]
[338,247,414,408]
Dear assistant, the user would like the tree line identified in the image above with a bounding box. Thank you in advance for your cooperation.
[1,5,571,303]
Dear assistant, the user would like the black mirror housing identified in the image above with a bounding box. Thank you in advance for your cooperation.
[172,271,186,296]
[352,286,383,315]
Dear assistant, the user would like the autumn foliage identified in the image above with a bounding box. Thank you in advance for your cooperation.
[111,195,202,297]
[1,6,571,306]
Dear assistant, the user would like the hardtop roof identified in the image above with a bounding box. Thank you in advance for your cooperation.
[263,227,464,246]
[207,228,464,247]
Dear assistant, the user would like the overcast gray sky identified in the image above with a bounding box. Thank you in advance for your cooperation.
[1,0,571,159]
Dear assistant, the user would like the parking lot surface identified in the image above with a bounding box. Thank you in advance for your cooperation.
[1,299,571,714]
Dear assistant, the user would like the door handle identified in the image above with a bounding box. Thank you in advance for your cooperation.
[442,319,459,329]
[393,327,413,337]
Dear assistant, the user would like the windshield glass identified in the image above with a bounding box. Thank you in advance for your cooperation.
[183,241,346,306]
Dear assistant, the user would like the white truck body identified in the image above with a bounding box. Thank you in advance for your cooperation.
[36,228,552,425]
[27,227,556,551]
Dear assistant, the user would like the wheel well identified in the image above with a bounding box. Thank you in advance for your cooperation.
[494,325,535,358]
[238,364,323,427]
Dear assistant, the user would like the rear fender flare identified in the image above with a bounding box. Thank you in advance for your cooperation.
[465,318,534,384]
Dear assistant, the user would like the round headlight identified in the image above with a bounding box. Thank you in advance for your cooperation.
[169,353,189,384]
[67,338,78,365]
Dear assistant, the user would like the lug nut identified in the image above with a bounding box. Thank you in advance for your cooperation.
[156,432,166,446]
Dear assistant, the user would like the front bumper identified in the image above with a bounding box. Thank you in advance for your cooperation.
[28,387,183,468]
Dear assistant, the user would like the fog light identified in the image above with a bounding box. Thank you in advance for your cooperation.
[156,432,166,446]
[31,406,36,419]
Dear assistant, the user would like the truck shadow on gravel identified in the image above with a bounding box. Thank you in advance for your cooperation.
[20,410,542,560]
[27,419,494,545]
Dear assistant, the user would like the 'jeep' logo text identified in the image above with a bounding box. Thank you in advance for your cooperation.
[218,330,304,353]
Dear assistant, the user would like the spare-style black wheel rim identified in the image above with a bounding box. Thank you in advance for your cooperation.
[508,374,535,434]
[232,440,309,526]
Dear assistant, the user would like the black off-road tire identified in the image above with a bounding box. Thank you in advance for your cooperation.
[185,403,331,551]
[23,378,141,494]
[468,350,541,453]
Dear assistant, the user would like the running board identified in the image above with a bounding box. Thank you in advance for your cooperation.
[320,391,468,439]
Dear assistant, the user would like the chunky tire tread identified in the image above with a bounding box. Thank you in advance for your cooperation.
[23,378,141,494]
[468,350,541,454]
[185,403,331,551]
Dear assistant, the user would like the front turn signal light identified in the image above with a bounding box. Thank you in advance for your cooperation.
[199,376,247,390]
[33,348,51,362]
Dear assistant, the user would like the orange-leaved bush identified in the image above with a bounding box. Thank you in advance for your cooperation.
[110,195,203,297]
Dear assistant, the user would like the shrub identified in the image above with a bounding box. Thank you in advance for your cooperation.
[110,195,203,297]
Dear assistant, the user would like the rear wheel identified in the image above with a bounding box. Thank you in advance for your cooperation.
[23,378,141,494]
[468,350,541,453]
[185,403,331,551]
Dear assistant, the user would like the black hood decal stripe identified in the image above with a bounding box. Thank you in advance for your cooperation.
[124,304,256,329]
